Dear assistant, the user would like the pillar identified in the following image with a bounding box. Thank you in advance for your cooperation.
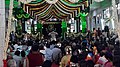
[112,0,120,39]
[0,0,5,66]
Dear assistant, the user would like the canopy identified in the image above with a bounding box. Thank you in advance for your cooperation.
[24,0,88,21]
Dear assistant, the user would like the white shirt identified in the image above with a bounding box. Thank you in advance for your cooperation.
[14,44,18,51]
[7,59,17,67]
[49,31,58,41]
[45,48,53,61]
[50,44,55,50]
[52,48,61,61]
[13,55,21,67]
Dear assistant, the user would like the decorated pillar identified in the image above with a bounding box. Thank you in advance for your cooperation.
[61,20,67,39]
[0,0,5,66]
[112,0,120,39]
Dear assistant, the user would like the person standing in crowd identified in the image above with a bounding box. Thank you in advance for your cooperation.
[13,50,21,67]
[21,50,26,67]
[51,45,62,66]
[48,30,58,41]
[43,43,53,67]
[7,54,17,67]
[60,46,72,67]
[104,52,113,67]
[93,28,97,38]
[25,45,44,67]
[50,40,56,50]
[10,31,15,42]
[97,28,101,37]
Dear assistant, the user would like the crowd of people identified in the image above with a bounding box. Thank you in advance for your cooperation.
[7,27,120,67]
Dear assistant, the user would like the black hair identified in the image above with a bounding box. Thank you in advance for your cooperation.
[79,60,87,67]
[105,52,113,61]
[86,60,95,67]
[51,40,56,44]
[14,50,20,56]
[54,45,59,48]
[46,43,50,48]
[113,55,120,67]
[70,55,78,63]
[31,45,39,51]
[99,52,105,57]
[21,50,26,57]
[39,45,44,50]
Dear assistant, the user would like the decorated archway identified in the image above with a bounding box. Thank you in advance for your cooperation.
[23,0,89,37]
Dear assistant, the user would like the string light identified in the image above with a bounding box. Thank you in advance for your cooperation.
[69,0,79,3]
[94,0,104,2]
[18,0,36,4]
[45,0,58,4]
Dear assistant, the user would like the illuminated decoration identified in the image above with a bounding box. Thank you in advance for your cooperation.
[69,0,79,3]
[24,0,88,21]
[45,0,58,4]
[62,20,67,28]
[19,0,36,4]
[37,22,42,33]
[94,0,104,2]
[78,12,88,33]
[61,20,67,39]
[16,14,30,19]
[16,14,23,19]
[13,7,31,20]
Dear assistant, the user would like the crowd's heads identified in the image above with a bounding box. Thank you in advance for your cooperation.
[46,43,50,48]
[21,50,26,57]
[51,40,56,44]
[31,45,39,52]
[7,53,13,59]
[99,51,105,57]
[105,52,113,61]
[14,50,20,56]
